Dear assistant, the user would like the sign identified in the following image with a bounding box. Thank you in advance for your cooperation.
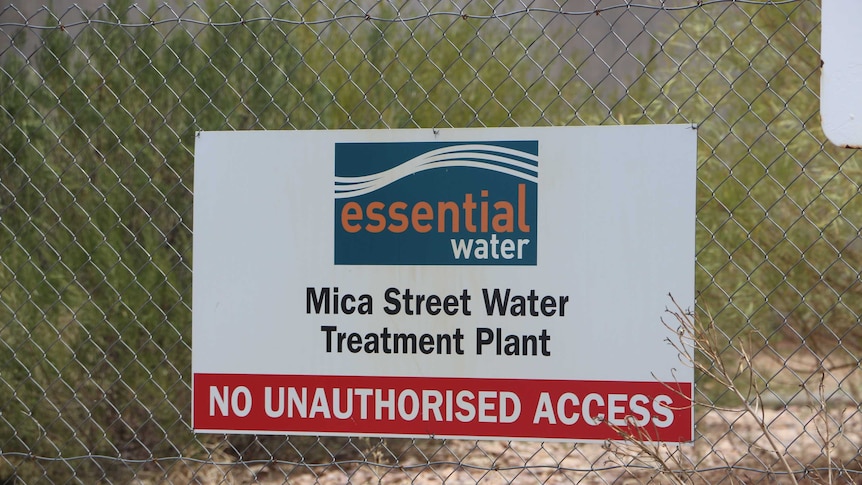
[821,0,862,148]
[192,126,696,442]
[334,141,537,265]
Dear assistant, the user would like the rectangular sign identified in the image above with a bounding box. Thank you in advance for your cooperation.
[334,140,538,265]
[193,374,691,441]
[821,0,862,148]
[192,126,696,442]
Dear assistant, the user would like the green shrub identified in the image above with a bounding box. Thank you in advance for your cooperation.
[3,0,859,481]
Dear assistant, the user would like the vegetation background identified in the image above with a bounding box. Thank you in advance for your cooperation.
[2,0,861,482]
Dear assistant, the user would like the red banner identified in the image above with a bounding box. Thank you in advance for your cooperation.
[193,374,692,442]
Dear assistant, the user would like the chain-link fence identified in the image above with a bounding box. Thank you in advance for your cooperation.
[1,1,860,483]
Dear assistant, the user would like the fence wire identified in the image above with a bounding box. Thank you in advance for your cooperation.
[1,1,860,483]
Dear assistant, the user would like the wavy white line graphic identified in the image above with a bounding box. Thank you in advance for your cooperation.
[335,144,538,199]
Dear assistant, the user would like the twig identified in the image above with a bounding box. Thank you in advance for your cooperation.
[666,295,800,485]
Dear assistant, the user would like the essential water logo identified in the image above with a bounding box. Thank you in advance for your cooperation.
[334,141,538,265]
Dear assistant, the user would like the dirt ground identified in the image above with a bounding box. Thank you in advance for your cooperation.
[138,400,861,484]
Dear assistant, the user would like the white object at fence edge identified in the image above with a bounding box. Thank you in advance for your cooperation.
[820,0,862,149]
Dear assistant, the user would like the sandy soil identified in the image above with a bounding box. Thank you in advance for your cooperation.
[140,401,860,484]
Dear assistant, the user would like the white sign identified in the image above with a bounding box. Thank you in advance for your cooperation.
[821,0,862,148]
[192,126,695,442]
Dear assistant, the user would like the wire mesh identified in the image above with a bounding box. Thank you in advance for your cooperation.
[1,1,860,483]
